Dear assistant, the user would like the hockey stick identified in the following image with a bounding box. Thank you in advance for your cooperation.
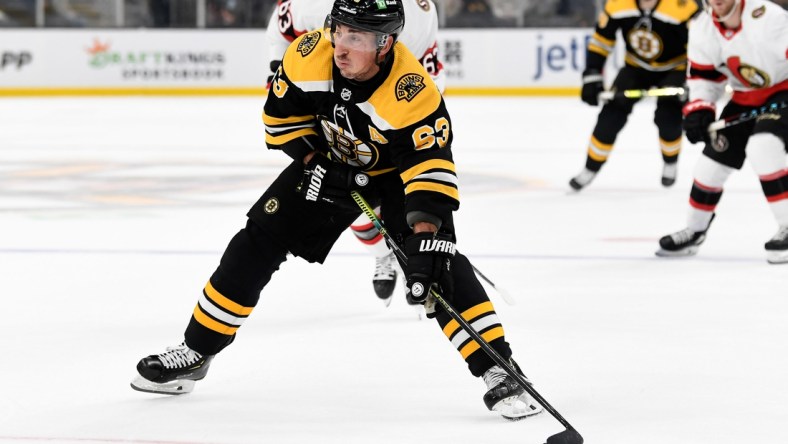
[707,100,787,132]
[351,191,583,444]
[470,264,516,305]
[364,201,515,305]
[598,86,685,102]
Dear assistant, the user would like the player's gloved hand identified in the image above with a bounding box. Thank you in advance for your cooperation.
[404,231,455,305]
[682,100,716,144]
[581,69,604,106]
[298,153,370,206]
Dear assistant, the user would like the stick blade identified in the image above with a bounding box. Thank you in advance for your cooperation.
[545,428,583,444]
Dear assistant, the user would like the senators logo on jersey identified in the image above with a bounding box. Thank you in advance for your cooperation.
[396,74,426,102]
[297,31,321,57]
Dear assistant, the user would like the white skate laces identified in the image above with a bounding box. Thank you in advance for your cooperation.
[373,252,397,281]
[669,227,696,245]
[482,365,542,420]
[159,343,203,369]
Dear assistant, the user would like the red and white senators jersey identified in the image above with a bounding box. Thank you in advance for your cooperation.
[266,0,444,92]
[687,0,788,106]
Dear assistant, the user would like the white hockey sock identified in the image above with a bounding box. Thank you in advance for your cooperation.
[746,133,788,226]
[349,207,391,258]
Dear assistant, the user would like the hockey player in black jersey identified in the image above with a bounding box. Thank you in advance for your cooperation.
[131,0,543,421]
[570,0,700,191]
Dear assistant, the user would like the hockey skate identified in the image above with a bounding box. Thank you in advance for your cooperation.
[569,168,597,191]
[765,226,788,264]
[130,342,213,395]
[373,251,398,306]
[655,214,715,257]
[661,162,678,187]
[482,361,542,420]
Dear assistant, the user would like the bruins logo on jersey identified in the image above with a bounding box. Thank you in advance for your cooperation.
[627,29,663,61]
[297,31,321,57]
[321,120,380,169]
[396,74,426,102]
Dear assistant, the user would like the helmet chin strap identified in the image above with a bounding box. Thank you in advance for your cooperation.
[709,0,741,23]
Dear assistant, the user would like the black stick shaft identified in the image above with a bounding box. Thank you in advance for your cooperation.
[350,191,580,433]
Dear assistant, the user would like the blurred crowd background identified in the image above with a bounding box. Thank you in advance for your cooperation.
[1,0,786,29]
[0,0,603,28]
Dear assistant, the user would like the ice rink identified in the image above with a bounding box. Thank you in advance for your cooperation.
[1,96,786,444]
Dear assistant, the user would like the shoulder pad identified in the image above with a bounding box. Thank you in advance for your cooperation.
[654,0,700,24]
[604,0,640,19]
[364,43,442,131]
[282,30,333,88]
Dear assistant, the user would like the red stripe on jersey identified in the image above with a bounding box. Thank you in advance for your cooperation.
[693,179,723,193]
[732,79,788,106]
[767,191,788,203]
[689,60,717,71]
[760,169,788,182]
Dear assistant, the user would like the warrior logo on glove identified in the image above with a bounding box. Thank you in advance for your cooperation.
[404,231,455,305]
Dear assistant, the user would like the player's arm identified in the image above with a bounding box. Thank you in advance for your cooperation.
[262,65,322,162]
[390,101,458,230]
[683,18,726,144]
[581,4,619,105]
[390,100,458,305]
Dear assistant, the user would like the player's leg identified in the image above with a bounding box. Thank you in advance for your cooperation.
[131,161,360,394]
[131,219,289,394]
[570,66,642,191]
[654,70,686,187]
[656,101,753,257]
[349,209,401,305]
[744,94,788,263]
[432,253,542,420]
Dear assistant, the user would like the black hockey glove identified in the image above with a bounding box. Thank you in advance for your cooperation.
[404,232,455,305]
[298,153,370,206]
[581,70,604,106]
[682,100,716,144]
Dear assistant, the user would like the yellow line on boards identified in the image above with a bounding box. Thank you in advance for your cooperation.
[0,87,581,97]
[444,87,580,96]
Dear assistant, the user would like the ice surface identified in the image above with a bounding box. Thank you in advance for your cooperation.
[1,96,786,444]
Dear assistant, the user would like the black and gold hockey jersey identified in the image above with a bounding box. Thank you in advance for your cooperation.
[263,29,458,224]
[587,0,700,72]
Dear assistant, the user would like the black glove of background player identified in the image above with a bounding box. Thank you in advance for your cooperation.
[581,69,604,106]
[404,232,455,305]
[298,153,370,206]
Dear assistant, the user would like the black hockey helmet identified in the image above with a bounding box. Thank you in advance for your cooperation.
[326,0,405,46]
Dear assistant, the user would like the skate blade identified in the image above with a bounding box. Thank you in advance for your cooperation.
[130,375,195,395]
[766,250,788,264]
[655,246,699,258]
[492,395,543,421]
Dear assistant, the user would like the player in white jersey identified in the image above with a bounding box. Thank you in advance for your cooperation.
[656,0,788,263]
[266,0,445,304]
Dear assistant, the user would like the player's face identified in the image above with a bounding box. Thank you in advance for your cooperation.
[707,0,737,17]
[332,24,381,81]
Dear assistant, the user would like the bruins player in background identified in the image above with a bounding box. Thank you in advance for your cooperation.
[570,0,700,191]
[130,0,544,420]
